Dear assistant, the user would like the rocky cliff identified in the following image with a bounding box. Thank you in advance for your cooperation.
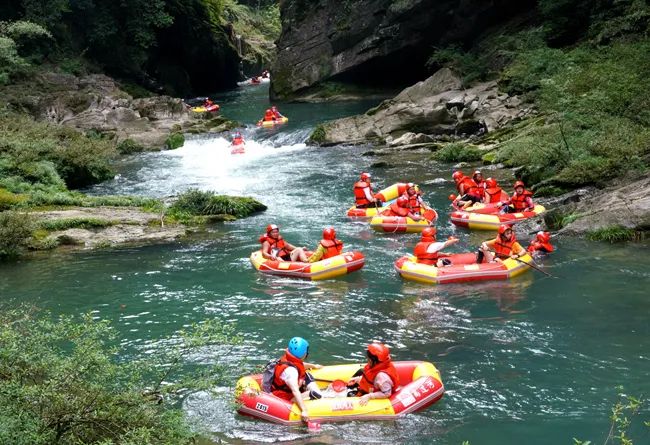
[271,0,535,99]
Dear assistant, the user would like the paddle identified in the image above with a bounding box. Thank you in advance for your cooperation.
[514,257,557,278]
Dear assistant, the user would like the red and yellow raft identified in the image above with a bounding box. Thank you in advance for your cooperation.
[236,361,444,424]
[231,142,245,155]
[257,116,288,128]
[394,252,533,284]
[450,204,546,231]
[346,182,411,218]
[250,250,364,280]
[370,208,438,233]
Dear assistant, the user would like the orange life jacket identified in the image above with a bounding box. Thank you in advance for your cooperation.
[460,178,481,198]
[485,187,502,203]
[260,234,288,258]
[353,181,373,207]
[272,352,306,395]
[233,137,244,146]
[383,202,409,217]
[358,360,399,396]
[405,193,421,214]
[263,111,275,121]
[493,235,516,259]
[414,241,439,265]
[320,239,343,259]
[510,190,533,211]
[527,240,554,253]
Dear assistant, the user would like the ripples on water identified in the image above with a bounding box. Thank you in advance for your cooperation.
[2,86,650,444]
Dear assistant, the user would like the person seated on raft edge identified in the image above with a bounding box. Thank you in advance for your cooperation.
[271,105,284,119]
[414,227,459,267]
[381,196,423,221]
[270,337,323,423]
[498,180,535,213]
[476,224,527,264]
[527,231,554,254]
[353,172,383,209]
[260,224,309,262]
[307,227,343,263]
[232,131,244,145]
[262,108,276,122]
[346,342,400,406]
[452,171,483,210]
[483,177,503,204]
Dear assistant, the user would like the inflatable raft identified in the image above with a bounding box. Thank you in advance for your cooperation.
[231,142,245,155]
[236,361,444,424]
[370,209,438,233]
[237,77,270,86]
[450,204,546,231]
[250,250,364,280]
[257,116,288,127]
[191,104,220,113]
[394,252,533,284]
[346,182,411,218]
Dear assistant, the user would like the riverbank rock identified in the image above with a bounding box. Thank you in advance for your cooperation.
[313,68,533,145]
[1,72,229,150]
[31,207,186,249]
[271,0,535,100]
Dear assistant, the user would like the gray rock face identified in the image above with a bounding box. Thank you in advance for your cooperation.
[31,73,195,150]
[317,68,532,144]
[272,0,535,99]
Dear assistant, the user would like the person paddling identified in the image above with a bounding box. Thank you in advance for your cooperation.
[477,224,526,263]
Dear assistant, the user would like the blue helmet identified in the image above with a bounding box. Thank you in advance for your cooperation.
[287,337,309,359]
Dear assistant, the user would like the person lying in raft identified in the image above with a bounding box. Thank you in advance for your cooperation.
[414,227,459,267]
[353,172,383,208]
[452,170,483,209]
[527,231,554,254]
[260,224,309,262]
[307,227,343,263]
[476,224,527,263]
[498,180,534,213]
[269,337,323,422]
[380,196,423,221]
[346,342,399,405]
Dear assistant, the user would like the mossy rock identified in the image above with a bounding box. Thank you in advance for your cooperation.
[116,138,145,154]
[481,151,497,164]
[308,124,327,145]
[164,132,185,150]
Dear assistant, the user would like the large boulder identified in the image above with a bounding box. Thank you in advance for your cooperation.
[271,0,536,99]
[314,68,532,144]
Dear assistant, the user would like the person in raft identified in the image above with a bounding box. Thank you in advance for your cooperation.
[381,196,423,221]
[262,108,275,122]
[414,227,459,267]
[527,231,554,254]
[270,105,284,119]
[498,180,534,213]
[307,227,343,263]
[204,97,214,107]
[260,224,309,262]
[472,170,485,190]
[402,182,428,217]
[476,224,527,263]
[353,172,382,208]
[483,177,503,204]
[270,337,323,422]
[232,131,244,145]
[346,342,400,405]
[452,170,483,209]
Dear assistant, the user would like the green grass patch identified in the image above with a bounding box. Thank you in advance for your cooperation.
[165,132,185,150]
[169,189,266,221]
[587,225,641,243]
[38,217,116,231]
[433,143,483,162]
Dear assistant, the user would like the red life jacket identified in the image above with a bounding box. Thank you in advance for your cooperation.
[358,360,399,395]
[527,240,554,253]
[233,137,244,146]
[260,234,288,258]
[405,193,421,214]
[263,111,275,121]
[320,239,343,259]
[383,202,408,217]
[460,178,481,198]
[510,190,533,211]
[353,181,373,207]
[271,352,306,396]
[493,236,516,259]
[485,187,502,203]
[414,241,439,265]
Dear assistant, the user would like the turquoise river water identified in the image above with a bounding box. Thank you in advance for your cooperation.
[1,85,649,444]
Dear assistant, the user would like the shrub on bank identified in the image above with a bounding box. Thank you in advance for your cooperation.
[0,211,34,258]
[433,143,483,162]
[170,188,267,219]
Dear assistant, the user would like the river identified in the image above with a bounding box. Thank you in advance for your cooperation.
[1,84,649,444]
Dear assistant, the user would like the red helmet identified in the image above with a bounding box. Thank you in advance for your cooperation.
[536,231,551,243]
[421,227,436,241]
[514,180,525,190]
[266,224,279,234]
[360,172,371,181]
[452,171,464,182]
[366,342,390,362]
[397,196,408,207]
[486,178,497,188]
[498,224,512,235]
[323,227,336,240]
